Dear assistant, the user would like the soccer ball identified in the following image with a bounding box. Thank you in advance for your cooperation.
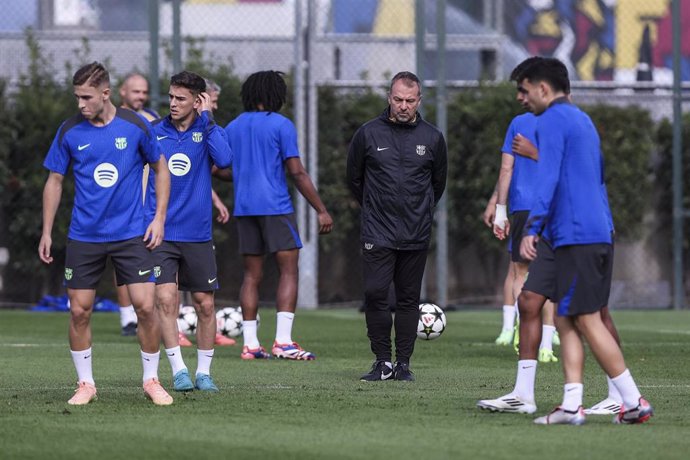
[177,305,198,336]
[215,306,260,337]
[216,306,243,338]
[417,303,447,340]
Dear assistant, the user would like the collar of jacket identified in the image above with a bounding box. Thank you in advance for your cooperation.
[380,107,422,128]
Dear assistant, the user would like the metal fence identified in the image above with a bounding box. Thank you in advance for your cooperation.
[0,0,687,310]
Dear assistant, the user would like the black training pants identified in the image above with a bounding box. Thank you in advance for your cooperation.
[362,245,427,363]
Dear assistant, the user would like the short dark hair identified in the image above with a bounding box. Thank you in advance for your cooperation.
[241,70,287,112]
[518,57,570,94]
[170,71,206,95]
[510,56,543,82]
[73,62,110,87]
[390,71,421,96]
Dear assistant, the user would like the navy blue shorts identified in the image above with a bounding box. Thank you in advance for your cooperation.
[236,214,303,255]
[522,237,557,300]
[64,237,154,289]
[555,243,614,317]
[152,240,218,291]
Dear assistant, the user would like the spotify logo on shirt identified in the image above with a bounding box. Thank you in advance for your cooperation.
[93,163,119,188]
[168,153,191,176]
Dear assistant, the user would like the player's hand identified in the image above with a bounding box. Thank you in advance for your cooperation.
[512,134,538,160]
[197,92,213,115]
[493,220,511,240]
[520,234,539,261]
[144,217,165,249]
[317,211,333,234]
[38,234,53,264]
[212,193,230,224]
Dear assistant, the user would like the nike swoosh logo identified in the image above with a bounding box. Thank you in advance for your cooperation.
[139,269,151,276]
[521,365,535,369]
[167,353,175,356]
[157,136,168,141]
[377,147,389,151]
[205,354,214,358]
[78,144,90,151]
[208,278,217,284]
[84,355,91,359]
[382,371,392,379]
[143,357,150,361]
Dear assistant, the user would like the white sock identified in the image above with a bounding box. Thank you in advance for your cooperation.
[539,325,555,351]
[501,305,516,331]
[606,376,622,402]
[119,305,137,327]
[141,350,160,383]
[275,311,295,344]
[165,346,187,376]
[196,349,214,376]
[611,369,642,410]
[70,348,95,385]
[242,320,260,349]
[561,382,584,411]
[513,359,537,403]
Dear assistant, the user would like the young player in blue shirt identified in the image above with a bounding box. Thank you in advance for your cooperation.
[146,71,232,392]
[218,70,333,360]
[519,57,652,425]
[39,62,173,406]
[478,58,627,418]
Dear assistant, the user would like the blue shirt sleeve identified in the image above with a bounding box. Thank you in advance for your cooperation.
[139,119,162,164]
[43,123,71,174]
[200,111,232,169]
[278,118,300,160]
[525,114,566,235]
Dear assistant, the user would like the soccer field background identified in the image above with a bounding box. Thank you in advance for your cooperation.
[1,308,689,460]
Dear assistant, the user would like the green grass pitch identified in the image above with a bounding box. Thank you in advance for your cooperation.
[1,308,689,459]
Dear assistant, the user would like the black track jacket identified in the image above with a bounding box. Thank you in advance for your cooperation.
[347,108,448,250]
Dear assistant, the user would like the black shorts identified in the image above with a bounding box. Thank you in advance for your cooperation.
[555,243,613,316]
[152,241,218,292]
[522,237,557,300]
[64,237,154,289]
[236,214,303,255]
[508,211,530,264]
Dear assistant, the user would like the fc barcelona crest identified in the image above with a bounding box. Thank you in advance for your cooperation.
[153,265,161,278]
[64,268,73,281]
[416,145,426,156]
[192,132,203,143]
[115,137,128,150]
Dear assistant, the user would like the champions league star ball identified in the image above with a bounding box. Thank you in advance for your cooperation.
[216,306,243,338]
[417,303,447,340]
[177,305,198,336]
[215,307,260,337]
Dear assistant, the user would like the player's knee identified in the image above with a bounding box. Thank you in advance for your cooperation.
[194,300,215,319]
[517,291,542,318]
[70,305,92,324]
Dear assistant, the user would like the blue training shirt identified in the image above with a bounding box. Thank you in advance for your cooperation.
[501,112,539,213]
[224,111,300,216]
[146,111,232,242]
[43,108,161,243]
[525,100,613,247]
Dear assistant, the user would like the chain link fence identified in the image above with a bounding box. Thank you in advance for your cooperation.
[0,0,688,309]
